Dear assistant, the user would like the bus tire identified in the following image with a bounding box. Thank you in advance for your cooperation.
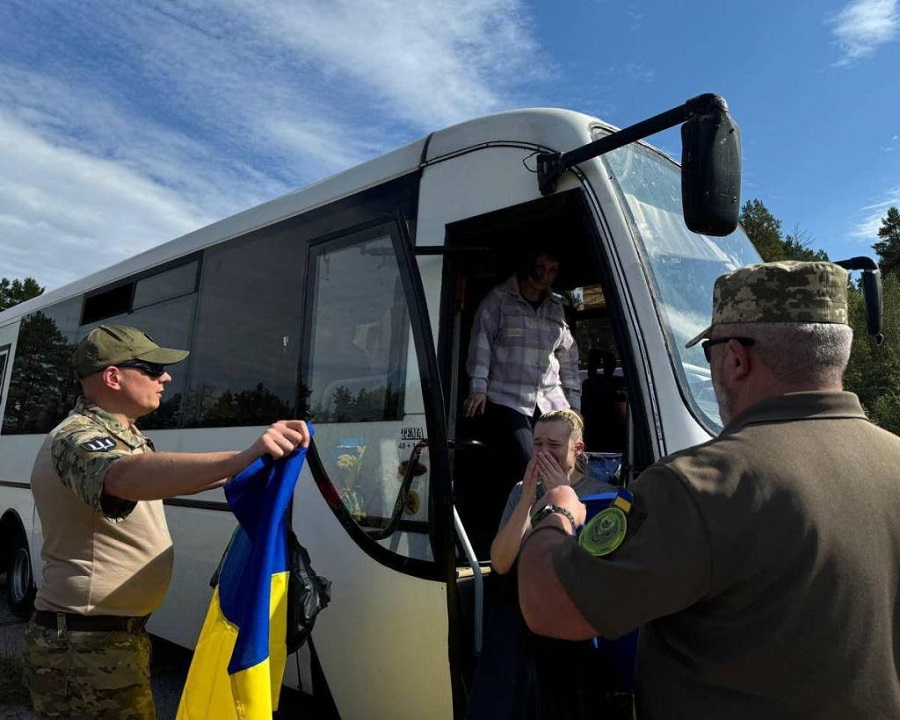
[7,532,36,618]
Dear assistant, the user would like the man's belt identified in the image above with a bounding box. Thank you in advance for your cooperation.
[33,610,149,634]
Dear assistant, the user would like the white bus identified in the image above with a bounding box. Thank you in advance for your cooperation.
[1,95,755,718]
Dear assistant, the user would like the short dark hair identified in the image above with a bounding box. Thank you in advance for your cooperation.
[517,247,560,280]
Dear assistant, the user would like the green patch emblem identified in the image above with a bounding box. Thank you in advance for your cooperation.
[579,506,627,556]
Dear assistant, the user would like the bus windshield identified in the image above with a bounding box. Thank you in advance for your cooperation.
[604,142,760,431]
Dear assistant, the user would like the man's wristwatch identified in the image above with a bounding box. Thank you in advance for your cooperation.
[531,504,579,534]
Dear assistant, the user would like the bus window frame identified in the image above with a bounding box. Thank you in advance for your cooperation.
[301,216,455,583]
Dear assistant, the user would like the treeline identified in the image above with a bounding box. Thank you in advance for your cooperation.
[739,200,899,435]
[2,203,898,435]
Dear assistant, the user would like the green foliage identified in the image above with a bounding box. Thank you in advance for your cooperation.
[0,276,44,311]
[845,272,900,435]
[204,383,293,427]
[873,206,900,276]
[737,201,897,435]
[740,199,784,261]
[782,227,830,261]
[2,312,79,434]
[311,384,401,423]
[739,200,829,262]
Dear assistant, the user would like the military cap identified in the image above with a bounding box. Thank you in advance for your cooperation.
[73,324,189,377]
[685,261,849,348]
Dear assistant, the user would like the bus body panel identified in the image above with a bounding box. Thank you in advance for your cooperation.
[293,471,453,720]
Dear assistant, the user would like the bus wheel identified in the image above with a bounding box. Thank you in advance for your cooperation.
[7,533,36,618]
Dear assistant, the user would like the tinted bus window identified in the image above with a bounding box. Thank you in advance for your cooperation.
[179,227,305,428]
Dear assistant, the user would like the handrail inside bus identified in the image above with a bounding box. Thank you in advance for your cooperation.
[453,506,484,656]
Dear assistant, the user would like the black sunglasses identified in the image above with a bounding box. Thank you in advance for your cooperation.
[702,336,756,363]
[117,360,168,379]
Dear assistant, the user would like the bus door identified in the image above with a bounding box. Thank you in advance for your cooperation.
[293,220,460,719]
[421,182,653,691]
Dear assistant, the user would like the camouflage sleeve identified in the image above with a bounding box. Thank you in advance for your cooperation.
[51,427,137,520]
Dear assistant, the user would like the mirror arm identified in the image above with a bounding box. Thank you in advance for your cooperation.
[537,93,729,195]
[833,256,879,272]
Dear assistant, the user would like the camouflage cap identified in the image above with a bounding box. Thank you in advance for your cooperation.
[685,261,850,348]
[73,324,189,378]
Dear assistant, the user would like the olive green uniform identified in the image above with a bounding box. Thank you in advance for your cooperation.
[23,397,173,719]
[555,392,900,719]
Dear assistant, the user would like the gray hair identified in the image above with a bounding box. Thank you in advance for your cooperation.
[718,322,853,387]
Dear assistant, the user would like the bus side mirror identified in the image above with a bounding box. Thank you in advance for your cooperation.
[835,257,885,344]
[861,268,884,344]
[681,106,742,237]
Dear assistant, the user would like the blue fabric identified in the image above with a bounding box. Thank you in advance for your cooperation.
[219,432,312,674]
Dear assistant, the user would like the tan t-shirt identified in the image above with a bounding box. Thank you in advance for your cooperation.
[31,398,174,617]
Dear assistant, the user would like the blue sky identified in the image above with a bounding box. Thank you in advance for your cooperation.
[1,0,898,291]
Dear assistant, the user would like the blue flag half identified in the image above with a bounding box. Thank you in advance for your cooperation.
[177,438,311,720]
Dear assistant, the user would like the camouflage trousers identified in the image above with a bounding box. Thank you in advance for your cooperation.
[22,618,156,720]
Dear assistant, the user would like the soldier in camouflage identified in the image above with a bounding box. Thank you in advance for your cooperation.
[518,262,900,719]
[22,324,310,719]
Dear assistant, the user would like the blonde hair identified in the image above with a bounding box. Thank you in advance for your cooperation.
[536,409,586,471]
[536,408,584,442]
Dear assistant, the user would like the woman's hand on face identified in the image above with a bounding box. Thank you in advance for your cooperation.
[535,451,569,490]
[521,455,541,504]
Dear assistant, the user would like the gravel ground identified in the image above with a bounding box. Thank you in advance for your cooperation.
[0,573,311,719]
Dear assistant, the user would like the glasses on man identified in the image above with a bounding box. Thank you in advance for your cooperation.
[702,337,756,363]
[117,360,168,379]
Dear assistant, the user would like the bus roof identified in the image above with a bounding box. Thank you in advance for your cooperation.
[1,107,616,324]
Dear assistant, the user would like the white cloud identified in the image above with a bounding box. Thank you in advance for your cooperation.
[0,0,542,290]
[830,0,899,65]
[0,112,208,288]
[849,190,900,242]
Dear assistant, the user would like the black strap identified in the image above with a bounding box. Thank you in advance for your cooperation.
[33,610,148,634]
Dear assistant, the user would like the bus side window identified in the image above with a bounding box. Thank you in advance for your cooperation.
[305,226,434,561]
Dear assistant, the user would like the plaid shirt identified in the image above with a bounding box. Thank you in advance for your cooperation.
[466,275,580,416]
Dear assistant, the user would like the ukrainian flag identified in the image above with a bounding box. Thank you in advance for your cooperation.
[177,442,311,720]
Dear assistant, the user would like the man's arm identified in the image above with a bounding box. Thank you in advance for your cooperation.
[556,325,582,411]
[518,486,596,640]
[465,293,500,400]
[104,420,310,501]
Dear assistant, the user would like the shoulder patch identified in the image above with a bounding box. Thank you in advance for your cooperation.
[80,437,116,452]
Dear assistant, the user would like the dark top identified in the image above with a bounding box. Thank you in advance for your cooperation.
[555,391,900,719]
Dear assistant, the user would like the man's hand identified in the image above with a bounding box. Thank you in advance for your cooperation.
[464,393,487,417]
[248,420,311,461]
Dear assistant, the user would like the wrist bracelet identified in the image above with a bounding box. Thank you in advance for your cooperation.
[531,504,579,534]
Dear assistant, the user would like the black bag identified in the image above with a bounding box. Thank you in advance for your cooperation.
[286,527,332,653]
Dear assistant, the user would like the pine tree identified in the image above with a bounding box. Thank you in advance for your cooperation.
[0,277,44,310]
[873,206,900,277]
[739,199,784,261]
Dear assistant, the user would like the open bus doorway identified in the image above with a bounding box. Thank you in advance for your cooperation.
[437,189,645,701]
[441,190,635,559]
